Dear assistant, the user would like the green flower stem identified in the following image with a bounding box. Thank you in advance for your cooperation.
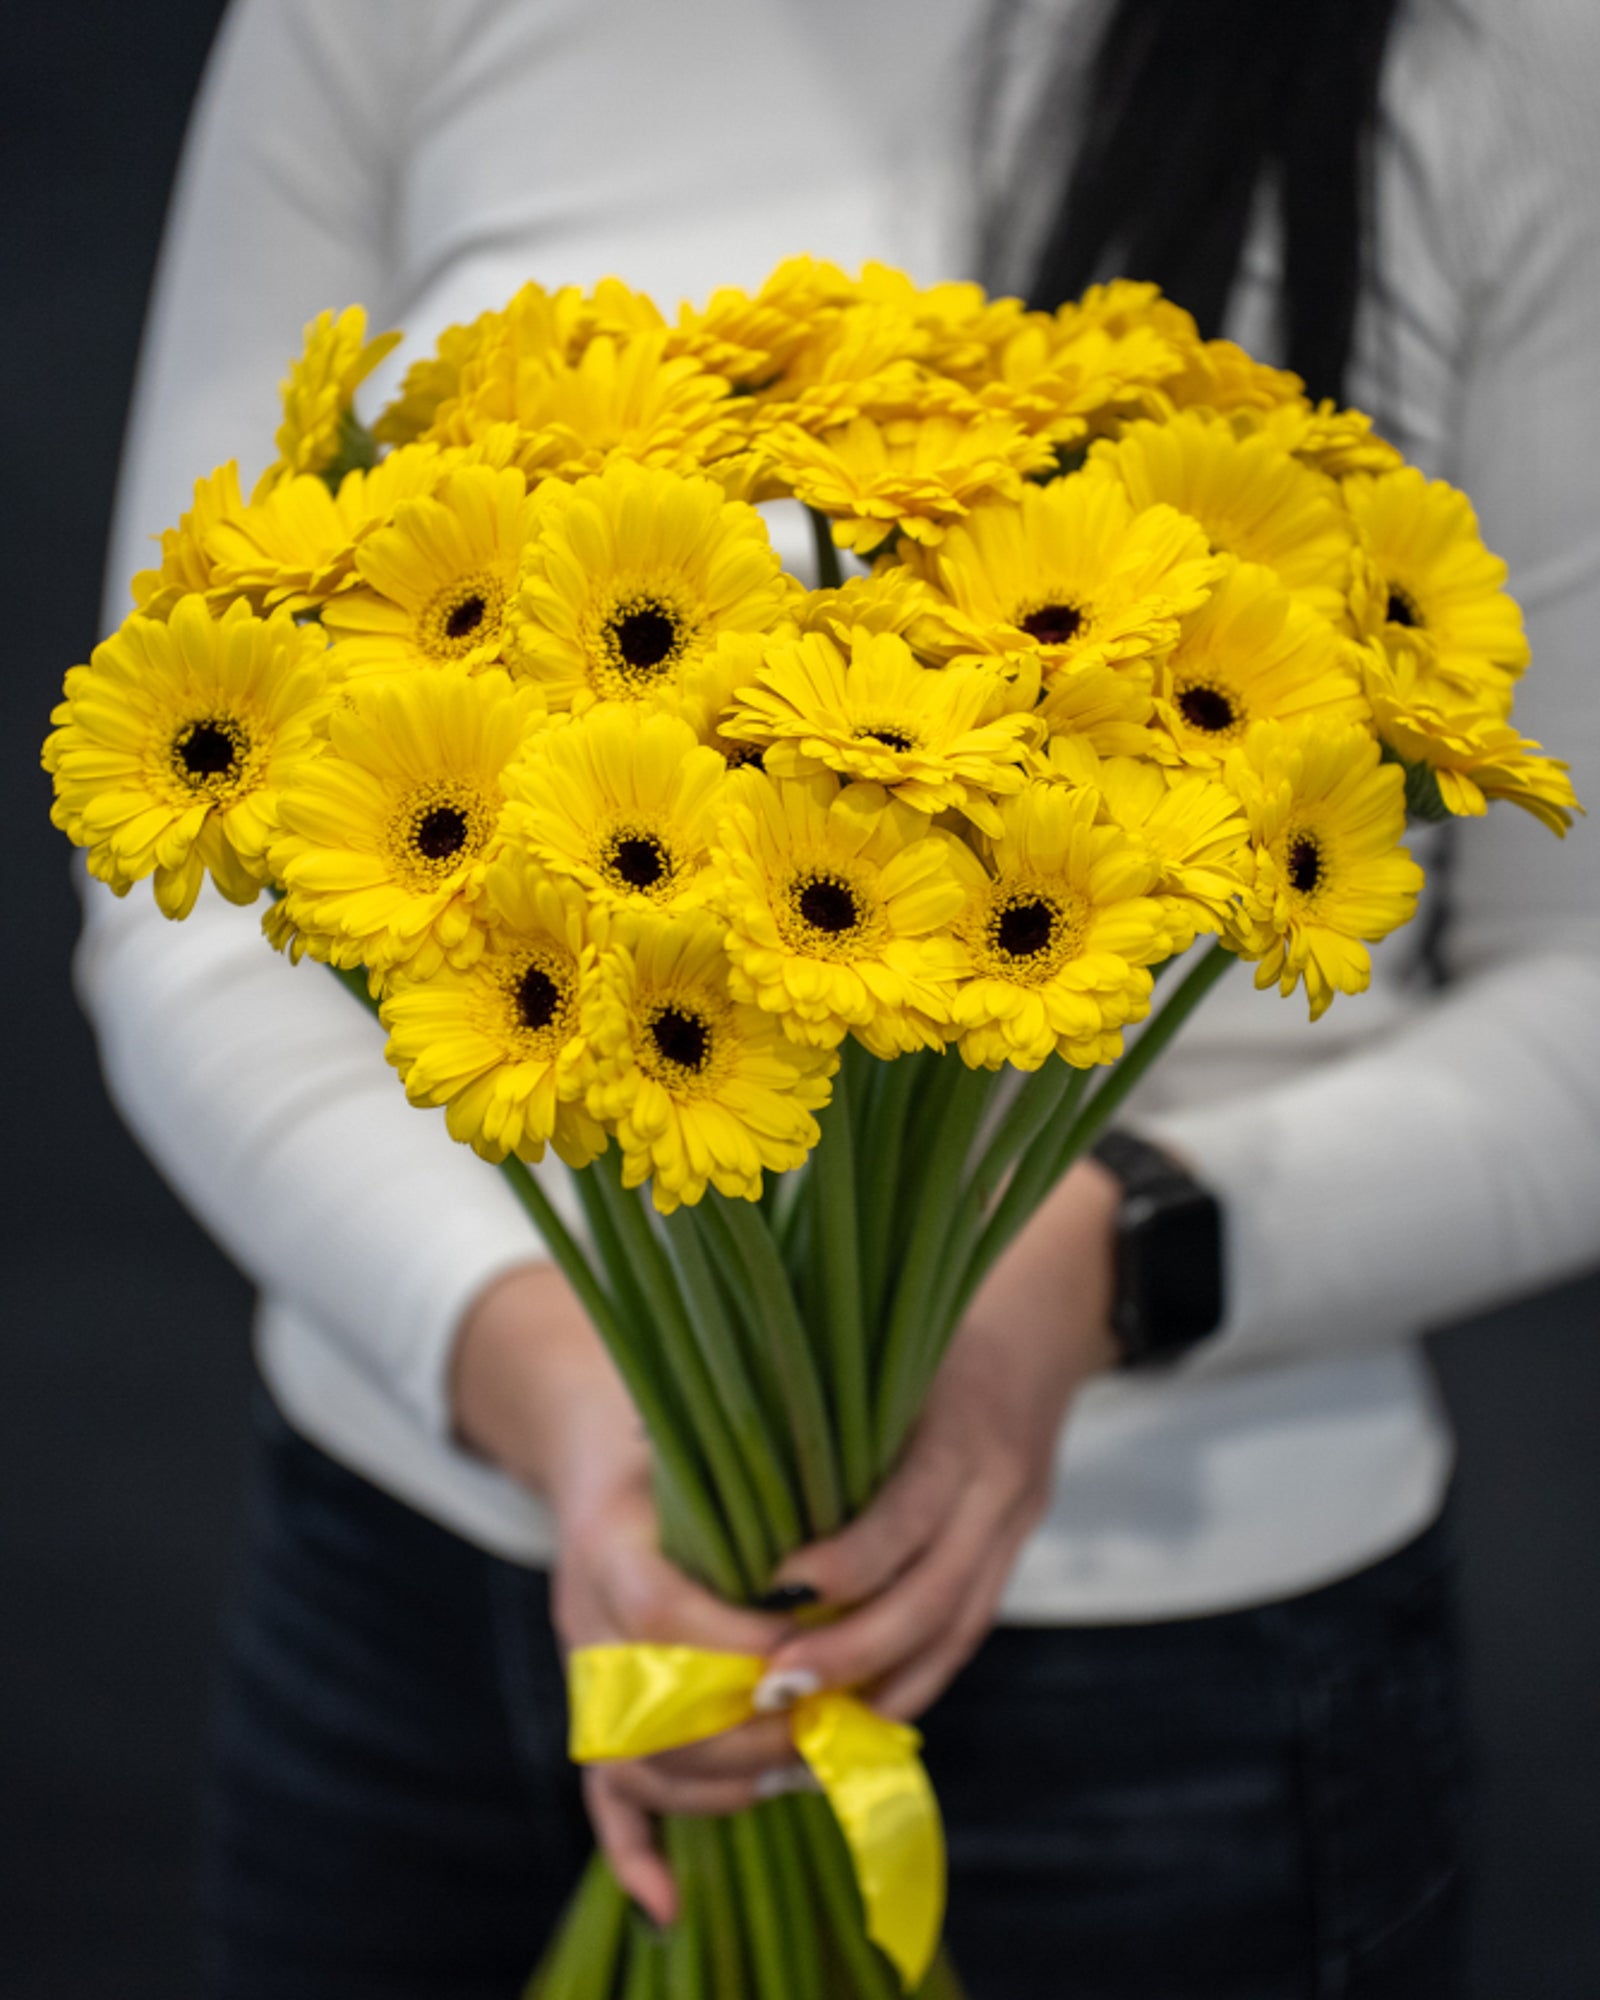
[1050,940,1236,1172]
[678,1819,746,2000]
[590,1157,774,1596]
[500,1157,741,1601]
[689,1196,792,1450]
[884,1049,967,1282]
[956,940,1235,1317]
[807,505,844,590]
[758,1803,826,1999]
[621,1910,668,2000]
[663,1207,804,1559]
[496,1157,621,1368]
[662,1821,709,2000]
[710,1196,845,1539]
[853,1046,922,1345]
[812,1064,875,1514]
[922,1062,1090,1347]
[790,1793,897,1999]
[571,1166,659,1354]
[872,1058,996,1475]
[728,1810,792,1999]
[526,1850,628,1999]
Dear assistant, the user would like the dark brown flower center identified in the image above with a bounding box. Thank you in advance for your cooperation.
[1287,835,1322,893]
[1386,586,1422,629]
[1021,603,1083,645]
[415,806,469,860]
[855,726,916,753]
[1177,684,1238,733]
[445,593,487,640]
[611,835,668,889]
[178,721,238,778]
[798,877,860,935]
[725,743,766,771]
[517,965,561,1032]
[995,899,1055,958]
[649,1005,710,1073]
[613,605,678,673]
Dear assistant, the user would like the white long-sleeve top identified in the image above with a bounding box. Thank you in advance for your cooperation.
[81,0,1600,1619]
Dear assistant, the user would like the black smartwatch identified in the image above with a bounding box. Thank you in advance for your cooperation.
[1090,1130,1224,1368]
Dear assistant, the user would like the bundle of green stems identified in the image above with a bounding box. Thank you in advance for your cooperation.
[477,940,1233,2000]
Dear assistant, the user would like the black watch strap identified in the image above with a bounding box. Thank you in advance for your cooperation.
[1091,1131,1224,1368]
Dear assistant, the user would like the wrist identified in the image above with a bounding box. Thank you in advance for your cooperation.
[966,1157,1123,1392]
[451,1261,647,1516]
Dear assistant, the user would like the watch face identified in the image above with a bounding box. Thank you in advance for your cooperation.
[1124,1188,1223,1351]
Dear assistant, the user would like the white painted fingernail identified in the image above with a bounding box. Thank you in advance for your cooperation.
[752,1667,821,1713]
[755,1765,823,1801]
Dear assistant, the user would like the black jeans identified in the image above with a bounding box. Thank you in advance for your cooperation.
[199,1391,1469,1999]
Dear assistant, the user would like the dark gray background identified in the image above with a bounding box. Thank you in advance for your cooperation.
[2,6,1597,1995]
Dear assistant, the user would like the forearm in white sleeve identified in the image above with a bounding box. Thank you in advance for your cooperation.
[1142,23,1600,1369]
[76,874,553,1436]
[83,0,549,1439]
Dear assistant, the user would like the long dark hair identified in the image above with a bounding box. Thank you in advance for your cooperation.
[1013,0,1403,404]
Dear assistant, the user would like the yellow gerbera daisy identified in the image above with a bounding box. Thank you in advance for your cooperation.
[1362,646,1580,837]
[380,856,606,1167]
[1343,466,1530,698]
[1240,400,1403,479]
[270,668,542,978]
[975,316,1186,448]
[1156,559,1369,767]
[1155,337,1306,420]
[130,463,249,618]
[726,628,1041,835]
[794,567,936,646]
[714,770,971,1055]
[45,596,333,920]
[951,781,1170,1070]
[747,304,929,438]
[669,631,778,769]
[1047,741,1250,951]
[1036,662,1165,760]
[672,256,859,389]
[1057,280,1200,349]
[320,465,537,678]
[204,444,449,614]
[1087,411,1357,627]
[434,327,744,483]
[257,306,401,495]
[503,702,727,914]
[372,307,504,448]
[901,475,1218,683]
[764,413,1044,555]
[584,908,835,1212]
[1224,720,1423,1021]
[507,460,796,712]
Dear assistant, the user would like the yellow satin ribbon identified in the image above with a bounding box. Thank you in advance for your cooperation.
[568,1643,944,1990]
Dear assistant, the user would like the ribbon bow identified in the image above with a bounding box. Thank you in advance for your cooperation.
[568,1643,944,1989]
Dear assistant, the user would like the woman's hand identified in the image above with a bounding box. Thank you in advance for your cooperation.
[452,1262,797,1925]
[755,1158,1123,1721]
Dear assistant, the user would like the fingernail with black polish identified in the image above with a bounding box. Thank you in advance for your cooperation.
[757,1581,821,1611]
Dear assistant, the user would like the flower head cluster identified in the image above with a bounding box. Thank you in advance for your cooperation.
[45,262,1576,1208]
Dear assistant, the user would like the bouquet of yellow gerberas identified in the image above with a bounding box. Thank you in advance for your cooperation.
[44,259,1577,1997]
